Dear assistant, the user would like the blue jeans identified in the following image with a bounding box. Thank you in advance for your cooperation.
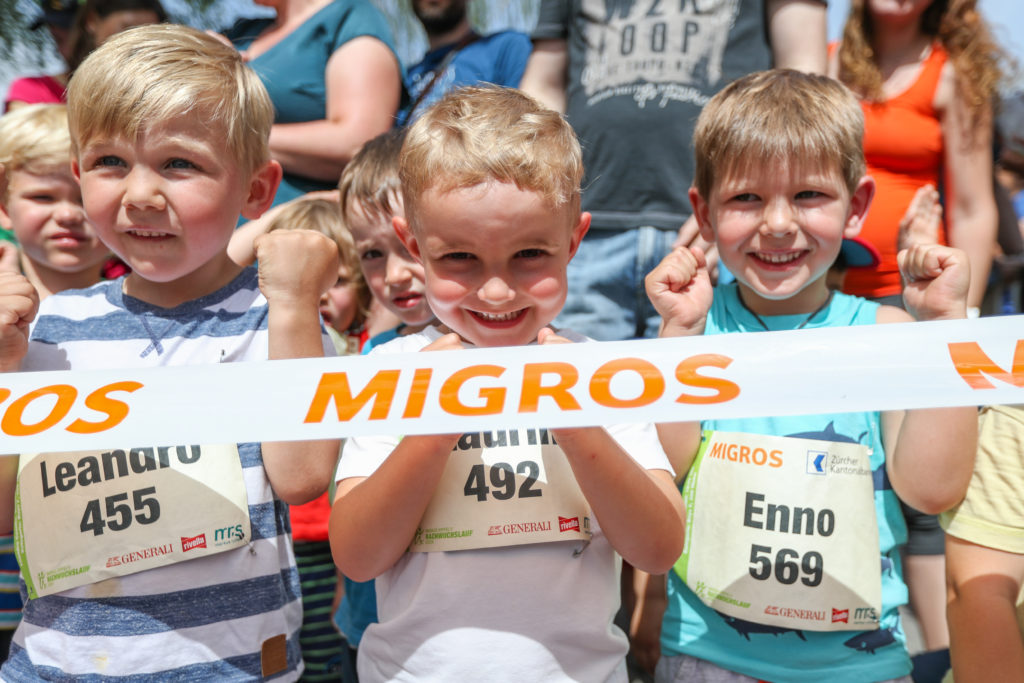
[556,227,677,340]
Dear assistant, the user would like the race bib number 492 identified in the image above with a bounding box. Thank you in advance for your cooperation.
[14,444,251,598]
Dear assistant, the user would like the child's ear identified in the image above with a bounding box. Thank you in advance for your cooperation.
[239,160,283,221]
[70,158,81,182]
[567,212,591,259]
[843,175,876,238]
[689,187,715,243]
[393,215,421,262]
[0,165,9,230]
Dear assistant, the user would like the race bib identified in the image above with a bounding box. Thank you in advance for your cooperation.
[675,431,882,631]
[15,444,251,598]
[410,429,592,552]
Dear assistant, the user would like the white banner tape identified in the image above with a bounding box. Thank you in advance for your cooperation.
[1,316,1021,453]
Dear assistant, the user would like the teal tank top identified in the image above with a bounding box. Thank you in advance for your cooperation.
[661,284,911,682]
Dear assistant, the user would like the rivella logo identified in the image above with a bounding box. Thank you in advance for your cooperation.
[181,534,206,552]
[832,608,849,624]
[558,516,580,533]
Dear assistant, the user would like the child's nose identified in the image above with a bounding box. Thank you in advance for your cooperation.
[54,202,86,226]
[477,276,515,305]
[122,168,166,211]
[383,253,412,285]
[761,199,796,237]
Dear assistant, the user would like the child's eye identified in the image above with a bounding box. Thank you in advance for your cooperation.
[166,158,197,171]
[94,155,126,168]
[442,252,474,261]
[796,190,824,200]
[27,194,56,203]
[516,248,545,259]
[361,249,383,261]
[732,193,759,202]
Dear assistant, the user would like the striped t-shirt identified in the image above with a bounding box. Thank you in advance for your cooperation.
[2,268,306,681]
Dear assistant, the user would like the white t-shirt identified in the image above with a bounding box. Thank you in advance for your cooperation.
[335,327,674,682]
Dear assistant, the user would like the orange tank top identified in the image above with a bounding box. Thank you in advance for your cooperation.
[843,44,947,299]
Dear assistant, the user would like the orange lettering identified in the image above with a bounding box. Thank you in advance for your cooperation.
[2,384,76,436]
[66,381,143,434]
[769,450,783,468]
[589,358,665,408]
[439,365,506,416]
[303,370,400,422]
[519,362,581,412]
[674,354,740,404]
[948,340,1024,389]
[402,368,433,419]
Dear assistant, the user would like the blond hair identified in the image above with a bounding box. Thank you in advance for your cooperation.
[0,104,72,199]
[66,24,273,175]
[693,70,865,199]
[399,85,583,224]
[838,0,1005,134]
[338,128,405,227]
[265,197,371,327]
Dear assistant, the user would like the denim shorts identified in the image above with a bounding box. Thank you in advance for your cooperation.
[555,226,678,340]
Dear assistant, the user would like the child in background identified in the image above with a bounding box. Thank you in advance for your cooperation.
[229,194,372,355]
[339,128,434,351]
[329,85,685,682]
[0,25,340,679]
[329,128,436,681]
[644,69,976,682]
[0,104,112,299]
[942,404,1024,680]
[0,101,113,662]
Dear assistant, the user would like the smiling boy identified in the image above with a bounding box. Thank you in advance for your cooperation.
[644,69,977,683]
[328,86,685,682]
[0,25,340,680]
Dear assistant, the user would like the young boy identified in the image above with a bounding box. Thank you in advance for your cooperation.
[0,25,340,680]
[644,69,977,682]
[328,86,685,682]
[338,128,434,350]
[0,104,112,298]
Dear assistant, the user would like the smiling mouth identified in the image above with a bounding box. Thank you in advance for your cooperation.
[754,251,805,265]
[392,293,423,308]
[126,228,171,239]
[471,309,526,324]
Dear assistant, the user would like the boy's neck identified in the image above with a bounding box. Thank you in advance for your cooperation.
[21,254,106,302]
[736,279,833,318]
[123,257,244,309]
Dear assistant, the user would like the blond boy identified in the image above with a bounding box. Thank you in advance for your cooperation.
[0,104,111,297]
[0,25,340,680]
[644,70,976,682]
[328,86,685,681]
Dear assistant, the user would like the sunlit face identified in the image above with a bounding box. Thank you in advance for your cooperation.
[73,117,275,306]
[347,199,433,326]
[396,182,589,347]
[0,167,109,274]
[693,159,873,315]
[88,9,161,45]
[320,263,360,334]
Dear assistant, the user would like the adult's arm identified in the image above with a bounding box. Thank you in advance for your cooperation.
[268,36,401,182]
[519,38,568,114]
[937,64,998,310]
[766,0,827,74]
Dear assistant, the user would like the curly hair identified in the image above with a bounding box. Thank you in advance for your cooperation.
[837,0,1005,132]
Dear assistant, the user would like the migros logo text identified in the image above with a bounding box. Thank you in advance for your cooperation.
[303,354,740,423]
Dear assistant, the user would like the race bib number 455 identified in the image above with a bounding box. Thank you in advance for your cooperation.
[15,444,250,598]
[675,431,882,632]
